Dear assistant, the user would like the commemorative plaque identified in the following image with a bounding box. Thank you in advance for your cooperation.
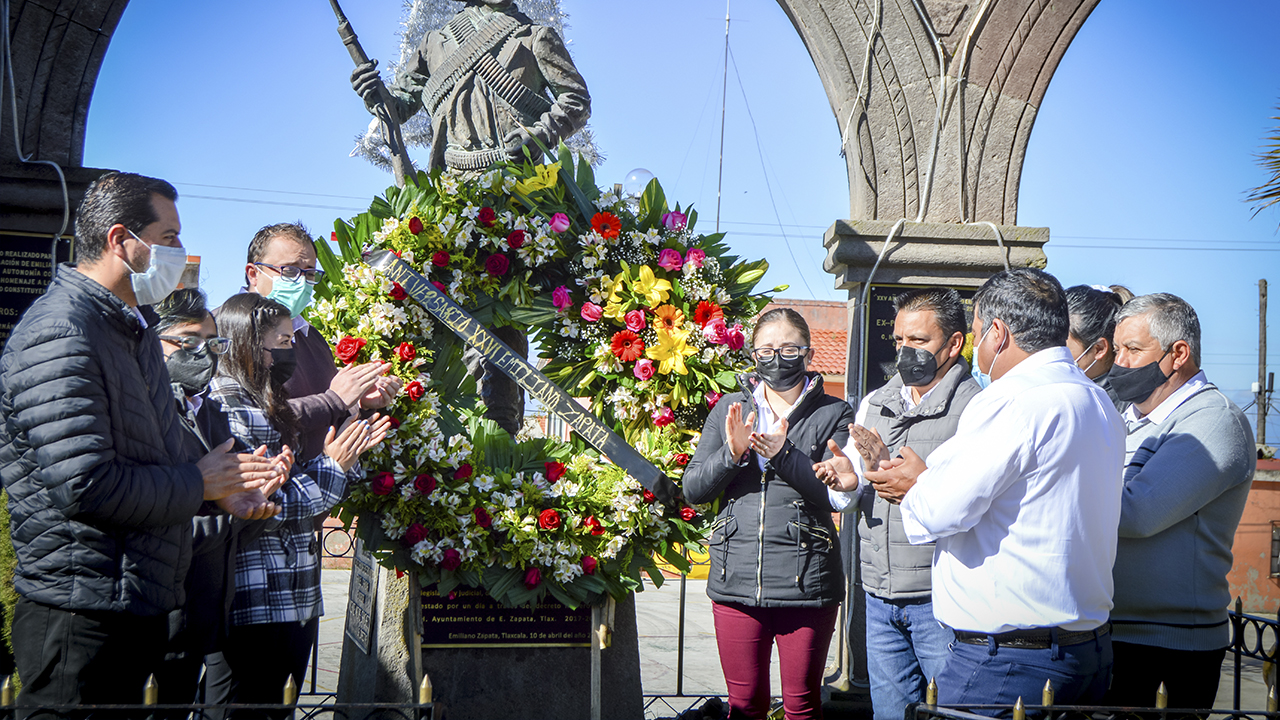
[0,234,71,350]
[421,584,590,648]
[344,538,379,653]
[863,283,976,393]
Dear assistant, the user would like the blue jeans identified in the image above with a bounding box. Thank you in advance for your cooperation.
[864,593,955,720]
[936,630,1113,715]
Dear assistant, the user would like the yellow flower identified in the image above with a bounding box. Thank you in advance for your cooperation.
[646,328,698,376]
[632,265,672,308]
[653,304,685,333]
[603,302,626,322]
[514,163,560,195]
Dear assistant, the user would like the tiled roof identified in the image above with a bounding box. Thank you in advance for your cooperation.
[808,328,847,376]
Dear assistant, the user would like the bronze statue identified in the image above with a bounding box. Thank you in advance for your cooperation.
[350,0,591,172]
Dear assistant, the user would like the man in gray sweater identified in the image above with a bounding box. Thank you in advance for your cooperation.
[1104,293,1255,707]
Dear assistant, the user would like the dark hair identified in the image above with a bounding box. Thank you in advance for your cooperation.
[893,287,967,340]
[1115,292,1201,366]
[972,268,1069,353]
[154,288,211,334]
[1065,285,1123,350]
[752,307,810,347]
[74,172,178,264]
[245,222,315,285]
[215,293,299,448]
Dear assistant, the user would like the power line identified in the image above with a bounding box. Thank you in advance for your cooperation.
[173,182,369,201]
[183,195,367,212]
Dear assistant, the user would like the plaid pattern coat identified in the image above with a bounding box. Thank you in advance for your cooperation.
[208,377,357,626]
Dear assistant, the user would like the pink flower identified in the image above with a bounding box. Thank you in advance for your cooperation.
[440,548,462,571]
[702,317,729,345]
[661,211,688,232]
[657,248,683,272]
[706,391,723,409]
[549,213,571,233]
[685,248,706,269]
[552,285,573,311]
[582,556,598,575]
[624,310,646,333]
[651,407,675,427]
[633,358,655,381]
[726,323,745,351]
[580,302,603,322]
[524,567,542,589]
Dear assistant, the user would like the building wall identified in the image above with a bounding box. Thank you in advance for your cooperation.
[1228,460,1280,615]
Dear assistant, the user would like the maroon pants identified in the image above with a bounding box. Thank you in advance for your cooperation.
[712,601,839,720]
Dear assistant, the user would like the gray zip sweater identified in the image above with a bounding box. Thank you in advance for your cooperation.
[1111,380,1254,650]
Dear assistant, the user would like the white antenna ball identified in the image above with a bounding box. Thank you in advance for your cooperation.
[622,169,655,198]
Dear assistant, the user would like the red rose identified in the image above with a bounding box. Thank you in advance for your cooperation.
[406,381,425,401]
[335,336,367,364]
[370,472,396,496]
[473,507,493,529]
[403,523,428,546]
[454,464,473,480]
[477,206,496,227]
[388,416,402,429]
[584,515,606,536]
[414,474,436,496]
[396,342,416,362]
[538,508,561,531]
[389,282,408,300]
[544,461,566,483]
[432,251,450,267]
[523,567,541,589]
[582,556,598,575]
[440,548,462,571]
[674,453,690,466]
[642,490,656,504]
[485,253,509,277]
[408,216,424,235]
[680,506,698,521]
[506,229,526,249]
[432,281,448,294]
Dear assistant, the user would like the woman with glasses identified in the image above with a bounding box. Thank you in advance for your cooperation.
[202,293,392,718]
[684,308,856,720]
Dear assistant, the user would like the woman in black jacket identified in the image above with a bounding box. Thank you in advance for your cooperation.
[684,308,856,720]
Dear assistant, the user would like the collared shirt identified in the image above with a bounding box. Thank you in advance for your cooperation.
[1121,370,1207,429]
[208,376,357,626]
[898,346,1126,633]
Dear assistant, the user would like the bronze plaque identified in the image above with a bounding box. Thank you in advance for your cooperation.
[421,584,590,648]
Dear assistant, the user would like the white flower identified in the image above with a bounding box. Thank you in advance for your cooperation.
[474,475,497,492]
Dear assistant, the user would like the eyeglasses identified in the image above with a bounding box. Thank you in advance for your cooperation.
[254,262,325,286]
[158,335,231,355]
[752,346,809,361]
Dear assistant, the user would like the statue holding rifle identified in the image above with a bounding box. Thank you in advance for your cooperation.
[349,0,592,172]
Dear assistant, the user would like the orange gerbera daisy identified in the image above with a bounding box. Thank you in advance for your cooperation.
[611,330,645,362]
[693,300,724,327]
[591,212,621,240]
[653,304,685,333]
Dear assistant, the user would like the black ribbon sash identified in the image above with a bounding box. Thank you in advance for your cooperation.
[366,250,680,506]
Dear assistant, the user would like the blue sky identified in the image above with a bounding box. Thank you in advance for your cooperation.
[84,0,1280,436]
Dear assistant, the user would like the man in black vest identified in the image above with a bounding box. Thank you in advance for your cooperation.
[817,287,980,720]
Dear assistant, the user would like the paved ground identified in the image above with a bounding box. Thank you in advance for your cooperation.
[311,568,1271,716]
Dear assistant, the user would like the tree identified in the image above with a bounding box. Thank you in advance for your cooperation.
[1247,109,1280,224]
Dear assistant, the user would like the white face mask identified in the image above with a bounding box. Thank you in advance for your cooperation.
[1073,342,1101,376]
[126,231,187,306]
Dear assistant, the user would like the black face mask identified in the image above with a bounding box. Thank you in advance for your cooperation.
[1109,349,1171,404]
[166,348,217,396]
[755,353,808,392]
[896,345,945,387]
[269,348,298,386]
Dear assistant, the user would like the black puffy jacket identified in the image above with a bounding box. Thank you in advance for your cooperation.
[0,267,204,616]
[683,372,855,607]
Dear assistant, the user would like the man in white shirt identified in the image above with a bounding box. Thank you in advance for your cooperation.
[1102,293,1254,708]
[859,268,1126,707]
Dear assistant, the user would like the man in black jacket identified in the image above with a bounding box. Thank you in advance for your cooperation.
[0,172,283,712]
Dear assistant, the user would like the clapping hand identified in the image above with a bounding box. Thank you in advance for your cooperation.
[750,417,788,460]
[865,447,928,504]
[814,438,861,492]
[850,424,891,471]
[324,413,394,472]
[724,403,756,461]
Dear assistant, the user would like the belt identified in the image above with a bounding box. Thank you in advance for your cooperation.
[953,623,1110,649]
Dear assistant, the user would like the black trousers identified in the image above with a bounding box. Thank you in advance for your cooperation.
[1103,640,1228,709]
[204,619,317,719]
[11,596,168,718]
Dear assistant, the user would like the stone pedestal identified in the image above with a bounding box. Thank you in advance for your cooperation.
[337,568,424,706]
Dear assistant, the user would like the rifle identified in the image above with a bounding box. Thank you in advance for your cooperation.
[330,0,414,187]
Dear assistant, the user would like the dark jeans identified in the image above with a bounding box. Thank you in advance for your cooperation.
[937,629,1112,715]
[11,596,168,719]
[1103,641,1227,709]
[712,601,839,720]
[205,619,317,720]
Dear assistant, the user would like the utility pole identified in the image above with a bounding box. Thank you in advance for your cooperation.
[1260,279,1269,446]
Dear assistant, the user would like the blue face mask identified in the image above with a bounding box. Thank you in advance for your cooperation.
[266,274,313,319]
[970,321,1003,389]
